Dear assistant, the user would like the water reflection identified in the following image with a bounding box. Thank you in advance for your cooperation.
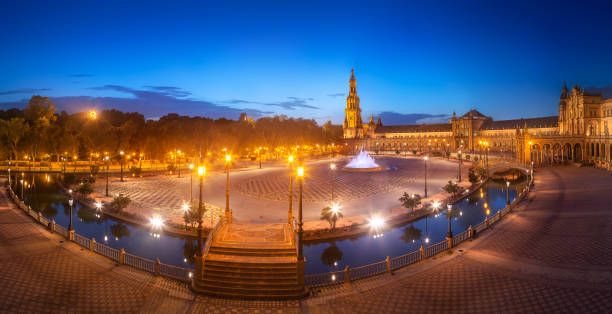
[320,243,343,267]
[400,224,422,244]
[12,173,526,275]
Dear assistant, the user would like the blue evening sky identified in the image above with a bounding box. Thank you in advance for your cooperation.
[1,0,612,124]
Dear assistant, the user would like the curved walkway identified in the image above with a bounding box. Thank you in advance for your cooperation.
[1,166,612,313]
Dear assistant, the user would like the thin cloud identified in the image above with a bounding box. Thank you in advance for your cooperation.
[0,88,52,95]
[376,111,449,125]
[263,97,318,110]
[327,93,345,98]
[67,74,95,77]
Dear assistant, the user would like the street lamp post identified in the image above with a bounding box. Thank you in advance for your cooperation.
[330,163,336,205]
[258,147,262,169]
[297,166,304,262]
[288,155,294,223]
[424,156,428,198]
[196,166,205,257]
[458,149,462,182]
[68,198,74,231]
[189,164,194,202]
[506,181,510,205]
[225,154,231,222]
[177,150,181,178]
[20,175,24,199]
[105,156,110,196]
[120,151,124,182]
[447,204,453,238]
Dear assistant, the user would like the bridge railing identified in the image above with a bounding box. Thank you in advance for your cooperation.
[304,184,531,289]
[6,182,194,284]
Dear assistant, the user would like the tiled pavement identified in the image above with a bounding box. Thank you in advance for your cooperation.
[2,166,612,313]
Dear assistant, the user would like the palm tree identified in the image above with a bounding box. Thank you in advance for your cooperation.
[321,205,343,229]
[399,192,421,212]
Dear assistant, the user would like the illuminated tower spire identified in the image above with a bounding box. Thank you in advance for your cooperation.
[343,69,363,138]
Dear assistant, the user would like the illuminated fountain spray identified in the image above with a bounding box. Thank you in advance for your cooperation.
[343,150,386,172]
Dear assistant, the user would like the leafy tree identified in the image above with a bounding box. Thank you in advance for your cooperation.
[468,169,478,183]
[23,96,56,160]
[0,117,30,161]
[183,200,205,230]
[321,206,343,229]
[399,192,421,212]
[110,194,131,214]
[76,182,93,196]
[475,166,487,178]
[443,180,460,195]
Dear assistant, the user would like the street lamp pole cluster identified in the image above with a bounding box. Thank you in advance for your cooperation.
[330,163,336,205]
[105,156,110,196]
[120,151,125,182]
[196,166,206,256]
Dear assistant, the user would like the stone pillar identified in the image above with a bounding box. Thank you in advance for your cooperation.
[90,238,96,251]
[155,258,161,276]
[446,236,453,249]
[468,225,473,239]
[297,258,305,288]
[68,230,74,241]
[50,220,55,232]
[420,245,425,260]
[344,266,351,286]
[120,249,125,265]
[37,212,41,222]
[386,256,392,274]
[485,217,490,229]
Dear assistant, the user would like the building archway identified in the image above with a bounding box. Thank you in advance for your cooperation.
[574,143,583,162]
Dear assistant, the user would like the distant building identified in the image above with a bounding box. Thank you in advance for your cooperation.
[342,70,612,168]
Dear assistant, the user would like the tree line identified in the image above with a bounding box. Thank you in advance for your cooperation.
[0,96,343,162]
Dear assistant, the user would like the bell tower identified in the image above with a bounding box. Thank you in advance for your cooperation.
[343,69,364,138]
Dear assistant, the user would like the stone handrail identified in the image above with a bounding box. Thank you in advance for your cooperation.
[6,182,193,283]
[304,185,531,289]
[202,216,225,258]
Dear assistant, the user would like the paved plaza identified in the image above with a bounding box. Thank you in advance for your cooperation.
[93,156,464,224]
[2,165,612,312]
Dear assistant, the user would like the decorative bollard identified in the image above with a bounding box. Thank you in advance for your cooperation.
[155,258,161,276]
[386,256,392,274]
[68,230,74,241]
[344,266,351,286]
[468,225,473,239]
[446,236,453,249]
[485,216,490,229]
[119,249,125,265]
[37,212,41,222]
[50,220,55,232]
[420,245,425,260]
[90,238,96,251]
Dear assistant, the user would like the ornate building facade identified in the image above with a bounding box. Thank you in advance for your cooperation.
[342,70,612,169]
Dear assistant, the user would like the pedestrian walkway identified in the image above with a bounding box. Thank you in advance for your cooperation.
[2,166,612,313]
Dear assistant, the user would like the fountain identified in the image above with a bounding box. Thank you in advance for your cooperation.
[343,150,386,172]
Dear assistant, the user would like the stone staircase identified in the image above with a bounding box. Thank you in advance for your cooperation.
[192,222,307,299]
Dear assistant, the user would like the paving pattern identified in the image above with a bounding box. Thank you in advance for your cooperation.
[3,166,612,313]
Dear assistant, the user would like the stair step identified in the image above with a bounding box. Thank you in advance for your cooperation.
[211,245,294,253]
[205,253,296,266]
[208,248,295,257]
[201,277,298,288]
[192,285,307,300]
[205,268,297,279]
[194,281,305,295]
[204,259,296,270]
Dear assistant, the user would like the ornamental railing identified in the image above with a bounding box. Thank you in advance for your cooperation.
[304,185,531,289]
[6,183,193,283]
[202,216,225,258]
[7,179,531,290]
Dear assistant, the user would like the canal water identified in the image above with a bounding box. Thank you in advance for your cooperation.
[11,173,523,274]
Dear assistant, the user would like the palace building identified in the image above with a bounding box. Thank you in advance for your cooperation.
[342,70,612,169]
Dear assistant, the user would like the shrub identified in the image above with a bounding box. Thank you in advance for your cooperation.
[130,166,142,177]
[464,155,471,160]
[167,164,176,172]
[468,169,478,183]
[399,192,421,212]
[110,194,131,214]
[443,180,460,195]
[76,182,93,196]
[90,165,100,176]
